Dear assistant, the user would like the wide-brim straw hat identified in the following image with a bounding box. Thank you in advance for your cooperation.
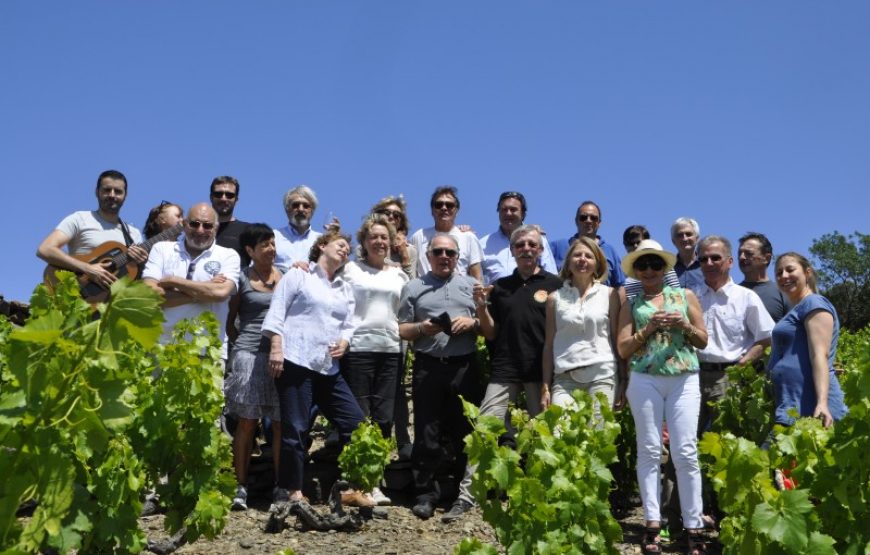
[621,239,677,279]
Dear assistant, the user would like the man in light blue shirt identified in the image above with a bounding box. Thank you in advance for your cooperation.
[480,191,557,284]
[274,185,322,272]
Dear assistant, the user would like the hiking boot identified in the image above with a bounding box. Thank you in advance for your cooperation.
[441,499,473,523]
[412,499,435,519]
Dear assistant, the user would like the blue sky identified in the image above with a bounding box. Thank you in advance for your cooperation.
[2,1,868,303]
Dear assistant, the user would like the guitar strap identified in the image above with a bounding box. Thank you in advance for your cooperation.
[119,220,134,247]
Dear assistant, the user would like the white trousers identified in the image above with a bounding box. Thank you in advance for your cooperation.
[626,371,703,530]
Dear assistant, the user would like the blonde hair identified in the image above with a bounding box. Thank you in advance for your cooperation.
[559,236,608,282]
[357,214,397,259]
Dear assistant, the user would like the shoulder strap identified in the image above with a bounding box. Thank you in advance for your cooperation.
[119,220,134,247]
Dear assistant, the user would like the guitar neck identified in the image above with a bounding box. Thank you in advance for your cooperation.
[111,223,183,267]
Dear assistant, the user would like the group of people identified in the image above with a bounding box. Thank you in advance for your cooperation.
[37,170,849,554]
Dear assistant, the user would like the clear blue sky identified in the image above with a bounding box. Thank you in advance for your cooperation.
[2,1,868,303]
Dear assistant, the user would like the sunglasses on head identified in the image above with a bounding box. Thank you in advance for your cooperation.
[377,208,403,219]
[633,255,665,272]
[433,201,457,210]
[431,248,458,258]
[212,190,236,199]
[187,220,215,230]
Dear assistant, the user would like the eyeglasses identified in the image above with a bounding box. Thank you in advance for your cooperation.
[633,256,665,272]
[512,240,539,249]
[578,214,599,222]
[376,209,403,219]
[187,220,215,230]
[433,201,457,210]
[212,191,236,199]
[430,248,458,258]
[699,254,724,264]
[291,201,312,210]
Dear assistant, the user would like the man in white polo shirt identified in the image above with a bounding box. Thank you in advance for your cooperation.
[143,203,240,360]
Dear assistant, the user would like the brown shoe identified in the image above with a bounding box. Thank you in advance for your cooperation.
[341,490,375,507]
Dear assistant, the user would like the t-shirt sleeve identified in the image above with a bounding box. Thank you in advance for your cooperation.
[797,295,836,321]
[141,243,166,281]
[397,281,415,324]
[55,212,82,238]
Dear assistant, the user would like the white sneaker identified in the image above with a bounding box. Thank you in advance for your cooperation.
[371,487,391,506]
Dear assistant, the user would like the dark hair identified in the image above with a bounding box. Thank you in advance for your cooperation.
[96,169,127,192]
[210,176,240,196]
[239,223,273,251]
[143,201,183,239]
[309,229,352,263]
[739,232,773,257]
[623,224,650,247]
[575,200,601,221]
[430,186,460,209]
[497,191,527,218]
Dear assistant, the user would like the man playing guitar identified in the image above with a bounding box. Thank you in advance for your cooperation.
[37,169,149,292]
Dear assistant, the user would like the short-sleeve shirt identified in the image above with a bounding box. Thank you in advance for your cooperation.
[740,280,791,323]
[768,294,848,426]
[274,225,321,272]
[398,272,477,357]
[550,234,625,288]
[410,226,483,278]
[480,228,558,284]
[696,280,775,363]
[486,270,562,383]
[142,237,241,358]
[56,210,143,254]
[233,267,282,353]
[629,287,699,376]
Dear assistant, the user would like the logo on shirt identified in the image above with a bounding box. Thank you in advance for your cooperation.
[204,261,222,277]
[534,290,548,303]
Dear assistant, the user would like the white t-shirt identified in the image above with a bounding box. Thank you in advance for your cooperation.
[410,226,483,278]
[56,210,143,254]
[344,261,409,353]
[142,237,240,358]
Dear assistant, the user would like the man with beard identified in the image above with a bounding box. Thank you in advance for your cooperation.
[142,203,241,361]
[480,191,557,284]
[210,176,249,261]
[274,185,324,272]
[38,169,149,290]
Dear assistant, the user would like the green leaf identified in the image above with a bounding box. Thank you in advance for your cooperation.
[751,489,814,552]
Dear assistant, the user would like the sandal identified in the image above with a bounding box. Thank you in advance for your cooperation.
[641,526,662,554]
[686,530,708,555]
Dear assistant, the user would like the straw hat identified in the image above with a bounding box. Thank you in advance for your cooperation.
[621,239,677,279]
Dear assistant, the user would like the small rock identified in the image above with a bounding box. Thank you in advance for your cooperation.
[372,507,389,519]
[239,538,254,549]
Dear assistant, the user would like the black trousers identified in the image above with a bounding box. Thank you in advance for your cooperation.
[340,351,401,439]
[411,352,478,503]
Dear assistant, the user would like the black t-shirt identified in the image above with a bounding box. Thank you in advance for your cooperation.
[487,269,563,383]
[217,220,250,263]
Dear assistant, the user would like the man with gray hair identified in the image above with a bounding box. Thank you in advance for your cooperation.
[398,233,481,520]
[671,217,705,294]
[274,185,324,272]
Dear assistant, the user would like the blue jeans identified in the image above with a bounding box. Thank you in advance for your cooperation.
[274,360,364,490]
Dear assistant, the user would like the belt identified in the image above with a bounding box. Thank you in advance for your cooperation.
[415,352,474,365]
[699,361,738,372]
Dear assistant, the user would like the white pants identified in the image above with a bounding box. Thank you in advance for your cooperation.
[457,381,542,505]
[626,371,703,530]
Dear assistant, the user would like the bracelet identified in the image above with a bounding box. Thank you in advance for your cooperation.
[684,324,696,338]
[633,331,646,343]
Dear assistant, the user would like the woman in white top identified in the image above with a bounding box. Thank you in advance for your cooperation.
[541,236,625,417]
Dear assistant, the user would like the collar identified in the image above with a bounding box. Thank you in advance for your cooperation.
[177,235,215,260]
[701,277,735,295]
[284,224,313,238]
[512,267,543,283]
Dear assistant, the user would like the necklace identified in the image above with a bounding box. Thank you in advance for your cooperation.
[252,266,276,289]
[643,291,663,299]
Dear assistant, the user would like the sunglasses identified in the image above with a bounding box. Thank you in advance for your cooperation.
[187,220,215,230]
[699,254,724,264]
[377,209,403,219]
[433,201,457,210]
[430,248,458,258]
[578,214,599,222]
[512,240,539,249]
[633,256,665,272]
[291,201,312,210]
[212,190,236,199]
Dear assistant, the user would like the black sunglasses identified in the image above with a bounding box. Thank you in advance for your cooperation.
[578,214,599,222]
[431,248,458,258]
[212,191,236,199]
[187,220,215,230]
[376,208,403,219]
[291,201,311,210]
[633,256,665,272]
[512,240,539,249]
[433,201,457,210]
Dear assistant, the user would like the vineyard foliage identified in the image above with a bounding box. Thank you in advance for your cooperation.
[457,391,623,555]
[337,420,395,493]
[0,274,233,554]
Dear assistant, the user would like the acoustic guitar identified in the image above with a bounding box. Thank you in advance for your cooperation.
[43,223,183,303]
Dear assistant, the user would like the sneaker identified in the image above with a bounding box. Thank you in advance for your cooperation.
[231,485,248,511]
[272,486,291,503]
[412,499,435,519]
[371,487,391,506]
[341,489,376,507]
[441,499,473,523]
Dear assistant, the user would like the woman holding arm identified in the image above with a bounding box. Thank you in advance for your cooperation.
[224,224,283,510]
[768,252,847,428]
[616,240,709,555]
[541,236,624,418]
[262,230,365,504]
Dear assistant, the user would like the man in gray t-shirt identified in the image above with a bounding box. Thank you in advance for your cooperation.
[738,232,791,322]
[398,233,481,520]
[37,170,147,294]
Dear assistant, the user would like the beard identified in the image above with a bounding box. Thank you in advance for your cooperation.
[99,198,122,214]
[291,214,310,230]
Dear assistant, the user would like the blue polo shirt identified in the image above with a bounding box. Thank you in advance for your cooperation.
[551,233,625,287]
[674,257,705,295]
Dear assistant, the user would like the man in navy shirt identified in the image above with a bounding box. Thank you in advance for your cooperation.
[551,200,624,288]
